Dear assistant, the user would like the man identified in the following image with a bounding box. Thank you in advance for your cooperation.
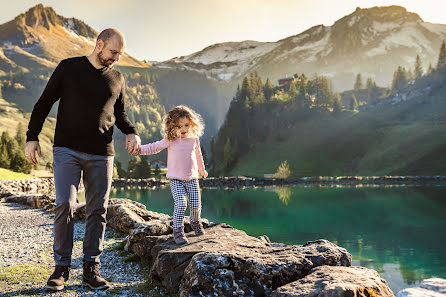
[25,28,140,291]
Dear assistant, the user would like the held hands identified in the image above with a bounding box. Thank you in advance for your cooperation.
[25,141,41,165]
[126,134,141,156]
[199,170,208,179]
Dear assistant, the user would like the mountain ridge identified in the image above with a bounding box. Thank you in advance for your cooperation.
[158,5,446,90]
[0,4,147,69]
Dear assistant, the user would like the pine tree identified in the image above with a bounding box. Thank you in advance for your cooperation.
[354,73,363,91]
[407,69,414,82]
[415,55,423,79]
[127,156,141,178]
[366,78,379,103]
[240,77,251,108]
[437,40,446,69]
[209,136,216,170]
[201,145,208,167]
[350,94,358,111]
[333,93,343,113]
[263,78,274,101]
[223,138,232,170]
[288,81,298,101]
[313,76,332,108]
[115,161,126,178]
[154,164,161,177]
[391,66,408,92]
[0,132,12,169]
[426,63,434,76]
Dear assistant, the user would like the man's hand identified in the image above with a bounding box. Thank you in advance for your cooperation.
[126,134,141,156]
[25,141,41,165]
[199,170,208,179]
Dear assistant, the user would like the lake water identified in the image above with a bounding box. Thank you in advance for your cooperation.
[109,185,446,294]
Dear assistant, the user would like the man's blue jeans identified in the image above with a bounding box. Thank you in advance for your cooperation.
[52,147,114,266]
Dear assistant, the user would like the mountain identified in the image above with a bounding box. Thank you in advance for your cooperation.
[157,6,446,90]
[0,4,147,72]
[210,65,446,177]
[0,4,228,172]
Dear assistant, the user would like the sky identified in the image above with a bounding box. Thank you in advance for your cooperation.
[0,0,445,61]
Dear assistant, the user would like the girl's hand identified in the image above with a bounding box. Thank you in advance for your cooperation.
[200,170,208,179]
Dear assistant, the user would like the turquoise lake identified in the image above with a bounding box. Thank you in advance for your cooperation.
[109,185,446,294]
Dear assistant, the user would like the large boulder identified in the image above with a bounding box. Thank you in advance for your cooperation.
[5,194,55,208]
[397,278,446,297]
[75,198,170,234]
[271,266,395,297]
[125,223,352,296]
[0,178,54,195]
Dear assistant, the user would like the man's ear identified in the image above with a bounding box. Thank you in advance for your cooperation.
[96,39,104,51]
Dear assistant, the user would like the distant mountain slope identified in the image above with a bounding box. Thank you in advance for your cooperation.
[159,6,446,90]
[0,5,229,171]
[0,4,147,71]
[229,70,446,177]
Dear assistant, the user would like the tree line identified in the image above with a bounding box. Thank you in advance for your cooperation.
[210,40,446,175]
[0,123,32,173]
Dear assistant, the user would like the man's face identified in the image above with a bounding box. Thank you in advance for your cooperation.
[97,37,125,67]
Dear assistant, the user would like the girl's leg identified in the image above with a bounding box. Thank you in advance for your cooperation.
[184,179,202,222]
[169,179,187,229]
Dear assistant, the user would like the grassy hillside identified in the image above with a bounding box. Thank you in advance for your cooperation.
[230,82,446,177]
[0,97,55,167]
[0,167,34,179]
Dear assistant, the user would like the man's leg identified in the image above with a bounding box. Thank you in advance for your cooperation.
[81,153,113,289]
[81,153,114,263]
[52,147,82,266]
[48,147,81,290]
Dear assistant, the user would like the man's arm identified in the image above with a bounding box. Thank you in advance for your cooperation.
[114,77,140,155]
[26,60,65,142]
[25,60,65,164]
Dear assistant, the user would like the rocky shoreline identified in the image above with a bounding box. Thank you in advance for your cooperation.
[1,178,445,296]
[1,175,445,195]
[114,175,446,189]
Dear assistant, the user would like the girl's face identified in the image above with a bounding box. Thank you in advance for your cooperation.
[177,117,191,138]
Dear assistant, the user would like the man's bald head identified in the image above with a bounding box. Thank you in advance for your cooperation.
[93,28,126,67]
[97,28,125,47]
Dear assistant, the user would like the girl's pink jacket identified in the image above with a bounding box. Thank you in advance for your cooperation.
[140,137,205,181]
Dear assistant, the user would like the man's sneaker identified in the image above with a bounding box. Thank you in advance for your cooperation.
[190,220,205,236]
[82,261,110,290]
[46,265,70,291]
[173,227,188,244]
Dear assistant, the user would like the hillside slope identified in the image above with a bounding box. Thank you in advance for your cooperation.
[230,73,446,177]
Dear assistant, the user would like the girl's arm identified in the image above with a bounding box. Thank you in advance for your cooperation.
[140,139,169,155]
[194,138,206,173]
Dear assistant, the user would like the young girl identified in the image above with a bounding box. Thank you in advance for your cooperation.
[139,105,208,244]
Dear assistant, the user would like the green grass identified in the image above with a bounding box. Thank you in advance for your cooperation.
[0,168,34,180]
[0,264,50,284]
[0,97,56,169]
[231,86,446,177]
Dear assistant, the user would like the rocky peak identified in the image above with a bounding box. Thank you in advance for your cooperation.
[334,5,422,30]
[18,4,60,30]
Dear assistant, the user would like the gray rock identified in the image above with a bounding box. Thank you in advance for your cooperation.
[397,278,446,297]
[126,223,351,295]
[5,194,55,208]
[271,266,395,297]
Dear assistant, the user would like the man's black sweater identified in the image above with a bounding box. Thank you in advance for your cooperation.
[26,56,138,156]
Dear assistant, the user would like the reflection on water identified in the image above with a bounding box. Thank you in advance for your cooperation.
[109,185,446,293]
[265,186,292,205]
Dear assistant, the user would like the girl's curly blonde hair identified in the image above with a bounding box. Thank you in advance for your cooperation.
[162,105,204,141]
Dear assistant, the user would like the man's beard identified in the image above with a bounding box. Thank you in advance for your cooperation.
[97,50,115,67]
